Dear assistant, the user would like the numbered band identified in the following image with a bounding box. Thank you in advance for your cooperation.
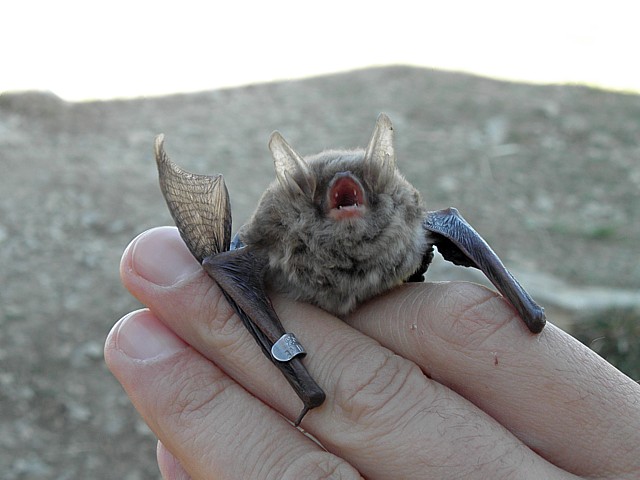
[271,333,306,362]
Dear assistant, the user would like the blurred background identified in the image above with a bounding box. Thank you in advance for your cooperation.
[1,1,639,478]
[2,0,640,100]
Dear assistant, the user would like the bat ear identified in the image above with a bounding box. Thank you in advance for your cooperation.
[269,131,316,200]
[155,134,232,261]
[364,113,397,189]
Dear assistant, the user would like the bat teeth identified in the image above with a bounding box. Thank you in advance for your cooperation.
[337,202,359,210]
[327,172,366,211]
[327,173,367,220]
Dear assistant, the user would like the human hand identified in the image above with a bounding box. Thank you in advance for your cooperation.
[105,227,640,479]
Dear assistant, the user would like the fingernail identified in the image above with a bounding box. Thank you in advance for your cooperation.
[116,310,188,361]
[131,227,202,286]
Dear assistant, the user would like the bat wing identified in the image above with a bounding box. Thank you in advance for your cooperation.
[203,249,325,424]
[155,136,325,424]
[424,208,546,333]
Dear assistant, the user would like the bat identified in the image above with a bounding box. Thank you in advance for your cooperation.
[154,114,546,425]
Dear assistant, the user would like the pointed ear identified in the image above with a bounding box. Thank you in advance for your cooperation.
[364,113,396,188]
[155,134,232,261]
[269,131,316,200]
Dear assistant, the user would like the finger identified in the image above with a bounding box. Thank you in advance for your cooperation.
[157,441,191,480]
[345,282,640,479]
[271,297,573,480]
[119,227,316,417]
[120,228,569,479]
[105,308,360,480]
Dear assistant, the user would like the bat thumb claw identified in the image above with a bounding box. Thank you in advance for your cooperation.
[293,405,310,427]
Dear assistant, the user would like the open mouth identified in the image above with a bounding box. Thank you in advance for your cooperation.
[327,172,367,220]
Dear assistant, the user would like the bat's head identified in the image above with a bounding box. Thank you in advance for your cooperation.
[241,114,429,314]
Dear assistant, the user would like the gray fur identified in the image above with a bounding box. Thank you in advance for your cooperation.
[239,116,428,316]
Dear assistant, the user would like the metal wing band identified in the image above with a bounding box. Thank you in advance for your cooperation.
[272,333,307,362]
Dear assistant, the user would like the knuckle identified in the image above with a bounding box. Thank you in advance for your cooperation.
[165,271,243,345]
[163,357,234,426]
[280,451,361,480]
[428,282,518,349]
[175,276,260,362]
[199,282,247,350]
[333,343,424,426]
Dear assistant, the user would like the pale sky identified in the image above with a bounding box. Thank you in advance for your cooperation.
[2,0,639,101]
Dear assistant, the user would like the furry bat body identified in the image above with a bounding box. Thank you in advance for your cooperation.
[239,145,428,316]
[155,114,546,425]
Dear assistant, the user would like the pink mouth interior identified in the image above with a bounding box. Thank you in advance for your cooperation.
[329,175,366,219]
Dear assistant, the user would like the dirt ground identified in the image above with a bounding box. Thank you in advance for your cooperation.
[1,66,639,479]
